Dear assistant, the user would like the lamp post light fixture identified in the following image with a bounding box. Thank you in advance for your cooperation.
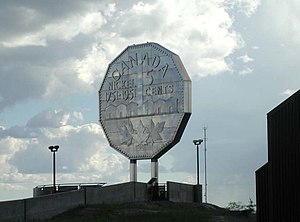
[48,145,59,193]
[193,139,203,185]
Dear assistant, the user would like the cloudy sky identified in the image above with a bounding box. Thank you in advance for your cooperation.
[0,0,299,207]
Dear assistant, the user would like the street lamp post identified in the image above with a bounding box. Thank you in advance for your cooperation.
[48,145,59,193]
[193,139,203,185]
[203,127,208,203]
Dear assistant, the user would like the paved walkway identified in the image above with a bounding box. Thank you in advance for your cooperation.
[210,216,255,222]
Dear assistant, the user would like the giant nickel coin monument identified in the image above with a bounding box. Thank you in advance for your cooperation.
[99,42,191,182]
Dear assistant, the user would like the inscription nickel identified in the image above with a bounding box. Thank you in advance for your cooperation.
[99,42,191,159]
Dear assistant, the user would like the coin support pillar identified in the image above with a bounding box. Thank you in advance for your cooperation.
[130,159,137,182]
[151,158,158,183]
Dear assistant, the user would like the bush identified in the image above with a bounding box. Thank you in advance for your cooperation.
[226,198,256,213]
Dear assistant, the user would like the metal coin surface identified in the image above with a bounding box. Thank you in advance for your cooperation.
[99,42,191,159]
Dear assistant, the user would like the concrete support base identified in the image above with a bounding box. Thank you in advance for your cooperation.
[130,160,137,182]
[151,158,158,183]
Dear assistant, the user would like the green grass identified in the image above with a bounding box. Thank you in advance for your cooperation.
[38,201,255,222]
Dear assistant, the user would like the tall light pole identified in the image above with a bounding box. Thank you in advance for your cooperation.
[48,145,59,193]
[203,127,208,203]
[193,139,203,185]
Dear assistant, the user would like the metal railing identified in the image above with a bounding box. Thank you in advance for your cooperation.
[35,182,106,189]
[34,182,106,196]
[147,181,167,201]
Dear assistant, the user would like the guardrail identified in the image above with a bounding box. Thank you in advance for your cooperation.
[35,182,106,189]
[33,182,106,197]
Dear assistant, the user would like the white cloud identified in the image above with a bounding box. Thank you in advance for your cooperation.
[181,175,196,184]
[8,122,122,175]
[100,0,246,77]
[0,171,47,187]
[27,109,70,128]
[238,54,254,63]
[0,137,28,181]
[26,109,84,128]
[0,0,262,111]
[263,0,300,44]
[281,89,297,97]
[1,9,108,48]
[132,2,156,14]
[0,183,25,191]
[225,0,261,17]
[239,67,253,75]
[0,106,128,189]
[74,43,110,85]
[1,34,47,47]
[0,137,33,191]
[79,152,124,174]
[236,62,254,76]
[0,120,127,189]
[73,111,83,121]
[0,125,40,139]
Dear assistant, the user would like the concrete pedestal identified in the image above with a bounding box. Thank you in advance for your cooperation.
[130,160,137,182]
[151,158,158,183]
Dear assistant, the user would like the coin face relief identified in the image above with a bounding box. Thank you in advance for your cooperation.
[99,42,191,160]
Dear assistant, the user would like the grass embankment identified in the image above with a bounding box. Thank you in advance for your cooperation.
[40,201,256,222]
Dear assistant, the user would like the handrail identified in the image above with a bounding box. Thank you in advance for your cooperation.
[35,182,106,189]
